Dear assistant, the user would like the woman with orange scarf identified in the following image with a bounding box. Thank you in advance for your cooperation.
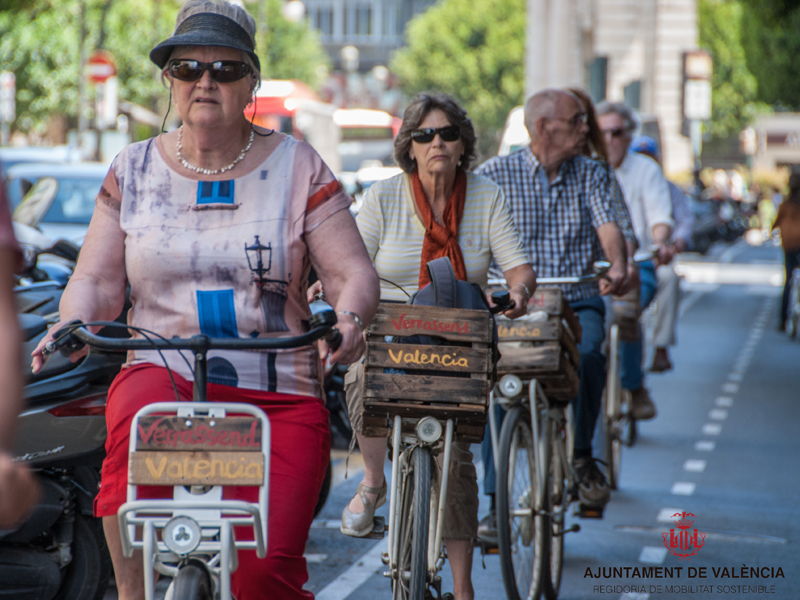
[341,93,535,599]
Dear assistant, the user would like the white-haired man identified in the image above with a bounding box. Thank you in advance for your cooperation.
[596,102,674,419]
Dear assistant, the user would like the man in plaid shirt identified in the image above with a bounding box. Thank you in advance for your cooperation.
[476,89,634,535]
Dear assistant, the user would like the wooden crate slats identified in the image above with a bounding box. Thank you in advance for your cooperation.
[367,303,492,342]
[363,401,485,421]
[134,416,261,452]
[560,321,581,368]
[365,342,490,373]
[497,343,561,372]
[561,301,582,344]
[496,315,561,342]
[528,287,562,314]
[363,372,488,404]
[129,451,264,486]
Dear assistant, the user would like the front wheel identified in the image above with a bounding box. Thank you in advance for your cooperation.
[497,404,547,600]
[393,446,431,600]
[542,419,564,600]
[603,325,623,489]
[172,562,213,600]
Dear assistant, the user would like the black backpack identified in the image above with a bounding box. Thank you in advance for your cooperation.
[390,257,500,372]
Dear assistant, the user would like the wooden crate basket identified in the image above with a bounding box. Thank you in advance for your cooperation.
[361,303,495,443]
[612,287,641,343]
[495,287,581,401]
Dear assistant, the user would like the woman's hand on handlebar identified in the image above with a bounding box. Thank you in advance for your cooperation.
[504,287,528,319]
[318,314,364,365]
[30,318,89,374]
[307,280,324,304]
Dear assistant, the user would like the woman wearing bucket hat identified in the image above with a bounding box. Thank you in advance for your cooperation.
[30,1,380,598]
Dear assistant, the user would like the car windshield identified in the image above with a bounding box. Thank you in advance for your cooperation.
[42,177,103,224]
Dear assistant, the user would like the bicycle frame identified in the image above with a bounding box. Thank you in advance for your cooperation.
[118,402,271,600]
[387,415,454,588]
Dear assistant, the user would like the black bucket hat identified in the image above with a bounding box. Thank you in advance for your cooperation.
[150,12,260,72]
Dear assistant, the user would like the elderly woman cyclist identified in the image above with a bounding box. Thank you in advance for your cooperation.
[31,2,379,599]
[337,93,535,600]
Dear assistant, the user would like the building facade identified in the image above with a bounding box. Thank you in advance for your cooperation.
[526,0,698,175]
[304,0,435,71]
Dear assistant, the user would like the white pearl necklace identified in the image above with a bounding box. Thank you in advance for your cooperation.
[176,126,254,175]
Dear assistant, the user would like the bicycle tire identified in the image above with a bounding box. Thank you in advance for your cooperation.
[393,446,431,600]
[788,280,800,338]
[172,563,213,600]
[542,420,563,600]
[604,324,622,489]
[497,404,547,600]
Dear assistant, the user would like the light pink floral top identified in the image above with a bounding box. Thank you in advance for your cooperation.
[96,134,351,398]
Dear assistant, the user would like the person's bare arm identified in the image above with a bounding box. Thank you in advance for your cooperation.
[596,221,628,296]
[0,249,21,447]
[0,248,41,527]
[651,223,673,266]
[501,263,537,319]
[307,209,380,365]
[31,207,127,372]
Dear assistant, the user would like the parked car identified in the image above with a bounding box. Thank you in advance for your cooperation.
[0,146,82,184]
[9,162,108,244]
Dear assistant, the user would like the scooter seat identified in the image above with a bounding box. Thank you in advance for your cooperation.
[18,314,48,341]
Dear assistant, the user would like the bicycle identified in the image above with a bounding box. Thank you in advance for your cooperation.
[359,296,510,600]
[43,311,341,600]
[488,263,609,600]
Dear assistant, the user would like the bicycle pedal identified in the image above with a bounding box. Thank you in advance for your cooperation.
[577,504,605,519]
[362,516,387,540]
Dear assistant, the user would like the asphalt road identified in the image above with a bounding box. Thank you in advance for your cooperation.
[105,239,800,600]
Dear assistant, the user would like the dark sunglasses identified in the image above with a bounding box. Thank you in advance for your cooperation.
[603,127,628,139]
[410,125,461,144]
[168,59,252,83]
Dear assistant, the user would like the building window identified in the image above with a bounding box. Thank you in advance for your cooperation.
[315,7,333,35]
[356,5,372,35]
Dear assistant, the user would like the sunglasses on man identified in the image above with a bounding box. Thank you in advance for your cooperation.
[410,125,461,144]
[168,59,253,83]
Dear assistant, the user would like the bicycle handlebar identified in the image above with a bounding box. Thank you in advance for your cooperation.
[529,260,612,286]
[43,311,342,357]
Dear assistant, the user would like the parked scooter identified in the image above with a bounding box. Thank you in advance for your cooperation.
[2,310,124,600]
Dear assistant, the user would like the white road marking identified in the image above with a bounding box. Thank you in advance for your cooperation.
[305,554,329,563]
[702,423,722,435]
[684,459,707,472]
[732,362,748,373]
[620,594,649,600]
[695,440,716,451]
[709,409,728,420]
[728,372,744,382]
[671,482,696,496]
[639,546,667,564]
[657,508,684,522]
[722,383,739,394]
[311,519,345,529]
[315,541,387,600]
[716,396,733,407]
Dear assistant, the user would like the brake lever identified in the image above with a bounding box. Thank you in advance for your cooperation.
[42,319,86,357]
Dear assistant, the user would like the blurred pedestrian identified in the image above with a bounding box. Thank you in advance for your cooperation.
[0,171,41,528]
[630,136,694,372]
[597,102,673,419]
[773,172,800,331]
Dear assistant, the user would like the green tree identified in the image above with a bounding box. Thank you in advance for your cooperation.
[0,0,328,139]
[698,0,767,140]
[739,0,800,110]
[391,0,525,158]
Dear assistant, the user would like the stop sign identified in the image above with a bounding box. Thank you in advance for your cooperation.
[87,51,117,84]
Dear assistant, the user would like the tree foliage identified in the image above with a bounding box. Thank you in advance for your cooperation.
[390,0,525,158]
[0,0,328,137]
[739,0,800,110]
[698,0,767,140]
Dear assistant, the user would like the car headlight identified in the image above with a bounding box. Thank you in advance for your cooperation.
[163,515,202,556]
[499,374,523,398]
[415,417,443,443]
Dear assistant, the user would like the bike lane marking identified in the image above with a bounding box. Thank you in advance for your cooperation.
[670,482,696,495]
[694,440,715,451]
[314,540,386,600]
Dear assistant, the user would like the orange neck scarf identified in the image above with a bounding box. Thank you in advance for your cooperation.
[411,169,468,288]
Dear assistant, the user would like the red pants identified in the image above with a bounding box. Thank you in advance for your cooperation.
[95,364,331,600]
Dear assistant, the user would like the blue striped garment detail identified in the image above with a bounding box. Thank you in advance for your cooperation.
[196,290,239,338]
